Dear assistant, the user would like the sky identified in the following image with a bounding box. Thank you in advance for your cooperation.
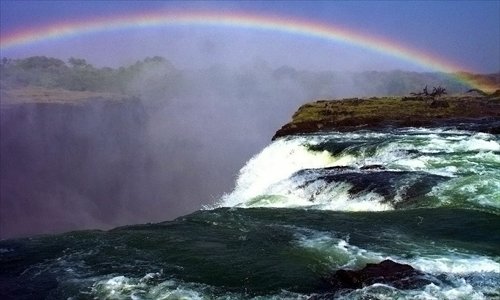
[1,0,499,73]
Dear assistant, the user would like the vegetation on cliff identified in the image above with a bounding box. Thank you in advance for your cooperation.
[2,56,499,105]
[273,94,500,139]
[0,56,182,105]
[0,56,180,93]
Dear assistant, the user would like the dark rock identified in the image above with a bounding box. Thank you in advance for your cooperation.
[360,164,386,170]
[323,260,436,291]
[301,171,445,209]
[489,126,500,134]
[323,166,355,172]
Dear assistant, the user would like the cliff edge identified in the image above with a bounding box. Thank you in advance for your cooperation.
[273,94,500,139]
[0,86,149,238]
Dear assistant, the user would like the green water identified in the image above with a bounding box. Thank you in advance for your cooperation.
[1,208,499,299]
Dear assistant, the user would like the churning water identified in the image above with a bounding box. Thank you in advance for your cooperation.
[1,127,499,299]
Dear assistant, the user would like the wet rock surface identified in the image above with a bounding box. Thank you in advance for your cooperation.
[293,168,447,208]
[311,260,438,299]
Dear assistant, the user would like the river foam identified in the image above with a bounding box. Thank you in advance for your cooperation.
[216,128,499,212]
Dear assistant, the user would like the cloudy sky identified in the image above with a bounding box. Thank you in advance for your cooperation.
[1,1,499,72]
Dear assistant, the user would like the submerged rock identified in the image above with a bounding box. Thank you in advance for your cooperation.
[314,260,436,298]
[293,168,447,209]
[329,260,430,289]
[359,164,386,171]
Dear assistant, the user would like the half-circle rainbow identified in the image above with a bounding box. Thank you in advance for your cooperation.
[1,10,497,91]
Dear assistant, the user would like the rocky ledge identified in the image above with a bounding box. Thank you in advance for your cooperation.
[273,93,500,139]
[311,260,439,299]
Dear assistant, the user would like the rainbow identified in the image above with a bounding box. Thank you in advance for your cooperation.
[1,10,497,92]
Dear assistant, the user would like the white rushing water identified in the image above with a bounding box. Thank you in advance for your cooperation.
[293,228,500,300]
[215,129,500,211]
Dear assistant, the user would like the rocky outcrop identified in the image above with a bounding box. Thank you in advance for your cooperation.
[273,96,500,139]
[325,260,433,290]
[311,260,437,298]
[293,168,446,209]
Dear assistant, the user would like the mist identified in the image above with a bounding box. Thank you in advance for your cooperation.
[0,53,481,238]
